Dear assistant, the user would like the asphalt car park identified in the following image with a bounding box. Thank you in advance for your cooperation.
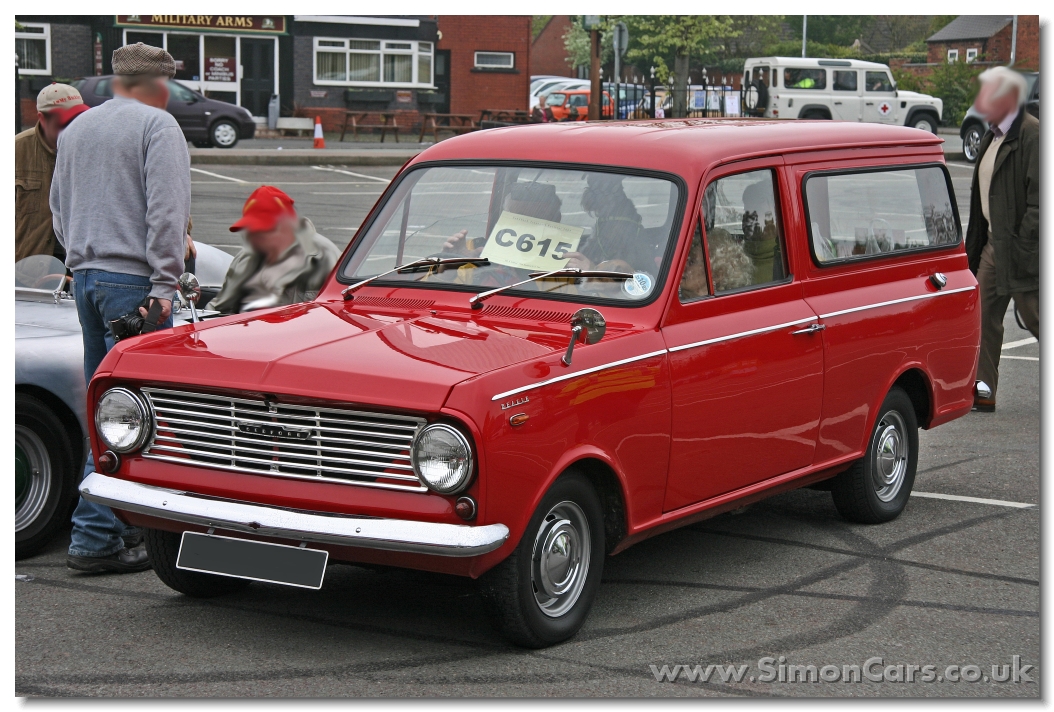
[15,161,1038,697]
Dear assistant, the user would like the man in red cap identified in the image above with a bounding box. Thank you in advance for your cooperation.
[208,185,340,313]
[15,83,90,261]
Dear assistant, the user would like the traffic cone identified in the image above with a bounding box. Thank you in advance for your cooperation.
[313,116,325,149]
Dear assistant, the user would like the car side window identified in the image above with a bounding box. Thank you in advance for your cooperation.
[833,70,858,91]
[784,68,826,90]
[865,71,894,92]
[94,78,112,97]
[700,169,788,295]
[678,221,710,302]
[805,166,960,264]
[168,81,197,102]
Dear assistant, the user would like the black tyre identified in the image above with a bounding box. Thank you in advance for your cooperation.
[209,120,240,148]
[16,393,79,559]
[800,110,830,120]
[831,387,918,524]
[145,528,251,597]
[909,114,938,134]
[962,123,984,162]
[479,471,605,648]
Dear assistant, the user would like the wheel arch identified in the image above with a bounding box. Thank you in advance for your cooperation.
[16,384,85,466]
[567,457,629,555]
[797,104,832,120]
[904,106,940,130]
[959,116,985,140]
[888,366,933,430]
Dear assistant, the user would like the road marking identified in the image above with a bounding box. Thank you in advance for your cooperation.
[1002,336,1037,350]
[189,167,246,183]
[312,165,391,183]
[912,491,1035,509]
[191,180,386,186]
[309,191,385,196]
[325,226,361,231]
[1002,355,1039,361]
[945,162,975,170]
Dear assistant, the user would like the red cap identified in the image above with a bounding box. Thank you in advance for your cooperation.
[56,103,90,127]
[229,186,296,232]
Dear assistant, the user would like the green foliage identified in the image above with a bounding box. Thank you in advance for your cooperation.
[786,16,872,46]
[928,15,958,36]
[891,68,926,93]
[621,15,736,85]
[765,40,860,59]
[563,16,614,71]
[532,16,553,41]
[926,59,983,126]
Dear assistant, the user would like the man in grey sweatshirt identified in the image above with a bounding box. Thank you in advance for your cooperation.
[51,43,190,574]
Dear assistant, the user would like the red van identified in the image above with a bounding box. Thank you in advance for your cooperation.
[82,119,980,648]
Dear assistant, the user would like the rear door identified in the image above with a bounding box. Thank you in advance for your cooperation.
[661,158,824,511]
[831,69,861,121]
[796,158,978,463]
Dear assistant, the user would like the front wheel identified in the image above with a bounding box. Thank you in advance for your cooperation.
[210,120,240,149]
[962,123,984,162]
[909,115,938,134]
[145,529,251,597]
[479,472,605,648]
[830,387,918,524]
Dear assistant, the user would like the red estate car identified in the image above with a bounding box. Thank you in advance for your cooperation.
[82,119,980,648]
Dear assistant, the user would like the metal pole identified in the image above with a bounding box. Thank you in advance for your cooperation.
[1008,15,1018,67]
[15,54,21,134]
[650,66,656,118]
[589,29,601,120]
[802,16,808,58]
[613,47,620,120]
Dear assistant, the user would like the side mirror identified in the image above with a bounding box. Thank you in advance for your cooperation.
[178,272,201,323]
[562,308,606,366]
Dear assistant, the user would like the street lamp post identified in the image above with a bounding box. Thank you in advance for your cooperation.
[802,15,808,58]
[650,66,656,119]
[583,15,602,121]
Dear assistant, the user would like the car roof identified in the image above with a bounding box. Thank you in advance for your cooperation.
[413,119,944,176]
[746,57,892,70]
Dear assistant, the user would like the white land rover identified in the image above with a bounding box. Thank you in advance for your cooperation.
[743,57,943,133]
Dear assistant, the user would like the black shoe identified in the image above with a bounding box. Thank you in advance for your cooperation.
[67,547,152,574]
[122,531,144,549]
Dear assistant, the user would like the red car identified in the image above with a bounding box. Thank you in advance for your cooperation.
[82,119,979,648]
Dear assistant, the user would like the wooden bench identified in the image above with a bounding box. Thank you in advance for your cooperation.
[418,113,477,142]
[340,112,402,142]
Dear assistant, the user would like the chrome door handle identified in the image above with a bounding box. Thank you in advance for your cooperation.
[791,323,826,335]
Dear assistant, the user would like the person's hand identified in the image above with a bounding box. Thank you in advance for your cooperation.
[139,297,172,323]
[442,229,469,254]
[184,234,197,260]
[563,251,593,271]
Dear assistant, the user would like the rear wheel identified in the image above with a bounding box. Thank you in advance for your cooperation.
[909,114,938,134]
[962,123,984,162]
[145,528,251,597]
[479,472,605,648]
[16,393,78,559]
[831,387,918,523]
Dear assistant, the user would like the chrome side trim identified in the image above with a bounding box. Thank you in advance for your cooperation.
[667,316,817,353]
[79,472,508,557]
[818,285,975,320]
[490,349,668,401]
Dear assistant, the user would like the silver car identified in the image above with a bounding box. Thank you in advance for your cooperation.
[15,244,232,558]
[960,71,1039,162]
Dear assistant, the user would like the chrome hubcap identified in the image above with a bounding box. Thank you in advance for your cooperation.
[872,410,908,502]
[965,130,981,160]
[532,501,590,618]
[214,123,237,146]
[15,425,52,532]
[916,120,933,133]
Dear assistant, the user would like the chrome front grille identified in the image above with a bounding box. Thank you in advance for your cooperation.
[141,387,427,492]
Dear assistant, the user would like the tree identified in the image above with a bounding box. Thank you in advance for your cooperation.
[786,16,872,47]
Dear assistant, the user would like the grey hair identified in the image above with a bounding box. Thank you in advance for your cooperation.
[978,66,1027,106]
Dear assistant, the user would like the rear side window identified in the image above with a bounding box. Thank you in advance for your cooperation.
[833,70,857,91]
[804,166,960,265]
[784,68,826,90]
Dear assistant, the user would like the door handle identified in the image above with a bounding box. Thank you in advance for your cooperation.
[791,323,826,335]
[834,101,842,105]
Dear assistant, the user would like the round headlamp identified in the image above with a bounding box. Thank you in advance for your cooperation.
[95,388,152,453]
[411,424,474,494]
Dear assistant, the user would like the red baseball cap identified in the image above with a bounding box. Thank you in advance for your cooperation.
[229,186,297,232]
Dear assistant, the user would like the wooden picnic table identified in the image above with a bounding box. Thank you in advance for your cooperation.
[418,113,477,142]
[340,111,404,142]
[478,109,532,125]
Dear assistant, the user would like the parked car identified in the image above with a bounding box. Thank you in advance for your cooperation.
[539,89,613,121]
[960,71,1040,162]
[76,120,980,648]
[15,244,232,558]
[70,76,256,148]
[530,77,588,109]
[743,57,943,132]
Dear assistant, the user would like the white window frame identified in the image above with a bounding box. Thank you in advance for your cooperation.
[474,51,515,70]
[966,48,978,63]
[947,49,959,63]
[312,37,434,88]
[16,22,51,75]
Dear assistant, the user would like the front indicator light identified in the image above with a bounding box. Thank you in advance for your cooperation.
[95,388,152,453]
[412,424,474,494]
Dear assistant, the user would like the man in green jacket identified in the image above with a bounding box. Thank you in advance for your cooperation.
[964,67,1039,412]
[208,185,340,314]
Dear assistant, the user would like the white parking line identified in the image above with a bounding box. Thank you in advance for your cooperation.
[1002,336,1038,350]
[1002,355,1039,361]
[309,191,385,196]
[311,165,391,183]
[189,167,246,183]
[912,491,1035,508]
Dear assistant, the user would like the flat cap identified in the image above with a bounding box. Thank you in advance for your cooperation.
[112,42,176,78]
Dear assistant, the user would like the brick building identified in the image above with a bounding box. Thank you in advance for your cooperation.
[530,16,575,78]
[926,15,1039,70]
[436,16,532,118]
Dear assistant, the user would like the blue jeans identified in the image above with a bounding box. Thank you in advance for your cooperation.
[70,270,173,558]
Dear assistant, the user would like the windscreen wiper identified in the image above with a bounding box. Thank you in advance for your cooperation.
[469,267,633,310]
[342,257,490,300]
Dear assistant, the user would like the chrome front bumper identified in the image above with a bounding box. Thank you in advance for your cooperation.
[79,472,509,557]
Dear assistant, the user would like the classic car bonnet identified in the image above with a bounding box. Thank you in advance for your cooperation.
[106,301,562,412]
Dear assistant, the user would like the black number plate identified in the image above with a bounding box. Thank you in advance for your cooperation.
[177,532,328,590]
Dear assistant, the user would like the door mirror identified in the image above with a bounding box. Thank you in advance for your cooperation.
[178,272,202,323]
[562,308,606,366]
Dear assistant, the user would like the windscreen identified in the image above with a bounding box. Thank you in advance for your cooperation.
[341,165,681,304]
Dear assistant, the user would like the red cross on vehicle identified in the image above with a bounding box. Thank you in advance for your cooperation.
[879,102,891,116]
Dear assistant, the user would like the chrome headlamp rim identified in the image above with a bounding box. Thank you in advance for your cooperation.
[411,422,475,495]
[95,387,153,454]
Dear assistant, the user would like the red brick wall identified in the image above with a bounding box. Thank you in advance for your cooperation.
[926,16,1038,69]
[438,15,531,117]
[531,16,574,78]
